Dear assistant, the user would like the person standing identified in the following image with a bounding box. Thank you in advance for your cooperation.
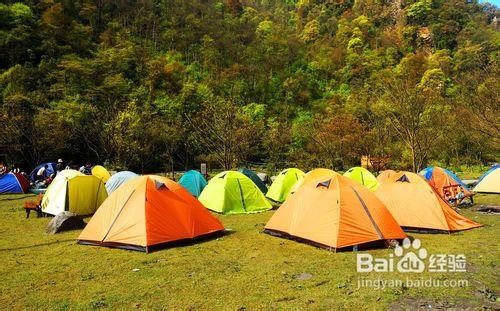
[36,164,48,181]
[56,159,64,174]
[0,163,7,175]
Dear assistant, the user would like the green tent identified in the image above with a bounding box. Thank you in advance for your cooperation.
[266,168,305,203]
[238,168,267,194]
[343,167,379,191]
[198,171,272,214]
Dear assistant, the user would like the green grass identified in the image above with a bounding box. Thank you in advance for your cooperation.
[0,193,499,309]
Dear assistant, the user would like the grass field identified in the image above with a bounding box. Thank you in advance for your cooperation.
[0,191,499,309]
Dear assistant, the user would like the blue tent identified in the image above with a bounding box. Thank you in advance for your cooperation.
[420,166,470,190]
[0,173,29,194]
[178,170,207,197]
[29,162,57,181]
[239,168,268,194]
[105,171,139,194]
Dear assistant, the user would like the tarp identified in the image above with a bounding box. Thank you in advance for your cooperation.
[343,167,379,191]
[266,168,305,203]
[419,166,472,199]
[375,172,482,232]
[78,175,224,252]
[41,170,108,216]
[91,165,111,182]
[0,172,29,194]
[29,162,56,181]
[106,171,139,194]
[199,171,272,214]
[290,168,338,193]
[178,170,207,197]
[265,174,406,250]
[238,168,268,194]
[474,166,500,193]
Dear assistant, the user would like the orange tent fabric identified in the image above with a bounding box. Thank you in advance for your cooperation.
[290,168,338,193]
[375,172,481,232]
[422,167,473,201]
[377,170,397,183]
[78,175,224,252]
[265,174,406,250]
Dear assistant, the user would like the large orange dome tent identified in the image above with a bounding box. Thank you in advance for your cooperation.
[377,170,397,183]
[290,168,338,193]
[78,175,224,252]
[375,172,482,232]
[265,174,406,250]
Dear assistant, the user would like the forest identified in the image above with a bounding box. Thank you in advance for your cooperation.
[0,0,498,173]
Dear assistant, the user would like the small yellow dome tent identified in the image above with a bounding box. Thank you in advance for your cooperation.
[91,165,111,182]
[198,171,272,214]
[343,167,379,191]
[42,170,108,216]
[474,166,500,194]
[266,168,305,203]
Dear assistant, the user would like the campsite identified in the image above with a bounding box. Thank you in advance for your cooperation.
[0,166,499,309]
[0,0,499,309]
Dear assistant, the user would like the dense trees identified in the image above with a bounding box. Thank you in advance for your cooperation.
[0,0,498,173]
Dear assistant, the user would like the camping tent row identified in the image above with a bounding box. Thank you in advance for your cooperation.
[264,169,482,251]
[36,165,480,253]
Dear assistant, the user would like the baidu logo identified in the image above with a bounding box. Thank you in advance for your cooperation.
[357,238,466,273]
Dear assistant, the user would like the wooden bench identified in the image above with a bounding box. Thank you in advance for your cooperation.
[24,194,43,218]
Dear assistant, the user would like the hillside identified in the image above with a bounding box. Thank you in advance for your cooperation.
[0,0,498,172]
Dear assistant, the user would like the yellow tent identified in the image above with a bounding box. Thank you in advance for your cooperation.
[42,170,108,216]
[474,166,500,194]
[290,168,338,193]
[375,172,481,232]
[91,165,111,182]
[343,167,379,191]
[266,168,305,203]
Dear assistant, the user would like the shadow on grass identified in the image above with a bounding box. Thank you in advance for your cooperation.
[78,230,235,253]
[0,239,75,252]
[0,195,35,202]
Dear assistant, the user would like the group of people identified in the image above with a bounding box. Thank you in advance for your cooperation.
[0,162,22,175]
[0,159,96,190]
[34,160,95,188]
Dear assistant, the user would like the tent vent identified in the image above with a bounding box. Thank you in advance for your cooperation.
[396,174,410,183]
[317,179,331,188]
[155,180,167,190]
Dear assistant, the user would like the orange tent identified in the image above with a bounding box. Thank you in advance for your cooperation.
[78,175,224,252]
[419,167,473,202]
[377,170,397,183]
[290,168,338,193]
[375,172,481,232]
[265,174,406,250]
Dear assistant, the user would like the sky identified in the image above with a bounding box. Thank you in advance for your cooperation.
[479,0,500,6]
